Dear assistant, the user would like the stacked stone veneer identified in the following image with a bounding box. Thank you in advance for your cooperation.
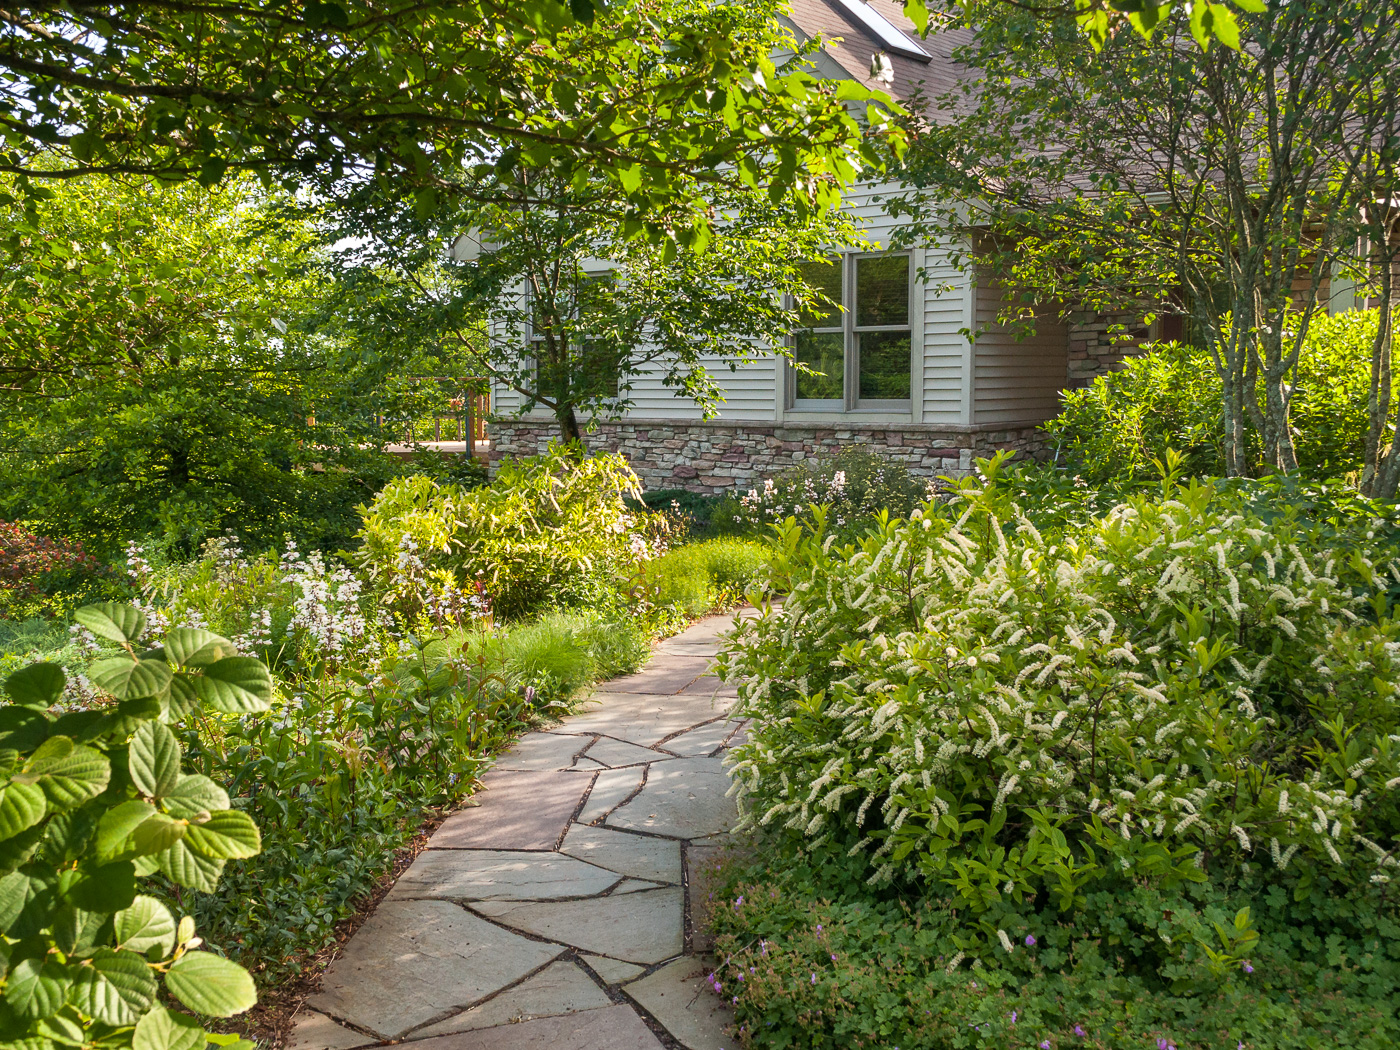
[488,419,1048,494]
[1067,310,1154,387]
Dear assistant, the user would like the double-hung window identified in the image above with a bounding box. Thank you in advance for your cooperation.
[527,275,622,403]
[791,252,913,411]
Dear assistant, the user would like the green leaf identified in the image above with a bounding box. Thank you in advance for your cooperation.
[129,721,181,799]
[134,1006,207,1050]
[162,775,230,820]
[0,868,42,932]
[16,737,110,809]
[189,658,273,713]
[165,952,257,1018]
[183,811,260,860]
[90,657,172,702]
[64,861,137,912]
[133,814,187,855]
[96,800,156,861]
[5,664,66,709]
[165,675,198,720]
[0,783,46,842]
[73,604,145,644]
[115,895,177,957]
[70,949,157,1026]
[157,840,224,892]
[5,957,69,1020]
[162,629,236,669]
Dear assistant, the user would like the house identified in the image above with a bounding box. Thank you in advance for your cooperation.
[483,1,1154,493]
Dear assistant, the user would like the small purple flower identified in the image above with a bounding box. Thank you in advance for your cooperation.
[1074,1025,1086,1037]
[1242,960,1254,974]
[816,924,823,931]
[811,972,817,984]
[830,954,837,961]
[1041,1042,1052,1049]
[1010,1011,1018,1023]
[732,996,738,1003]
[523,685,536,703]
[1025,933,1037,947]
[734,896,744,909]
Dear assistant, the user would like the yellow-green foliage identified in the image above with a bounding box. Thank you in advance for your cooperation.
[642,538,770,618]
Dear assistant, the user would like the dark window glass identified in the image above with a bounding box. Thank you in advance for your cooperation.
[794,331,844,400]
[855,254,909,327]
[858,331,912,400]
[797,258,842,328]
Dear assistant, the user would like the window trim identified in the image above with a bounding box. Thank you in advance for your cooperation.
[788,250,914,413]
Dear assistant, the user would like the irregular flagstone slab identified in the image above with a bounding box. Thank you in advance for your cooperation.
[564,694,732,748]
[623,958,734,1050]
[472,888,684,964]
[584,736,673,768]
[571,756,609,770]
[308,900,562,1039]
[287,1010,374,1050]
[606,757,738,840]
[661,719,742,758]
[494,732,592,772]
[680,675,740,698]
[576,767,645,825]
[388,849,621,902]
[432,770,593,850]
[407,959,612,1039]
[397,1004,664,1050]
[581,954,646,986]
[560,824,683,884]
[605,655,712,695]
[613,878,667,894]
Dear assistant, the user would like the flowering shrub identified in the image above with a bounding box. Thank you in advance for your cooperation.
[713,454,1400,1038]
[357,444,648,620]
[713,445,931,536]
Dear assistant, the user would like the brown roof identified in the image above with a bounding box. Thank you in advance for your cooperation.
[782,0,974,116]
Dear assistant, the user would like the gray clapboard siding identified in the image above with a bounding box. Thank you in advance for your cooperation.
[972,275,1069,425]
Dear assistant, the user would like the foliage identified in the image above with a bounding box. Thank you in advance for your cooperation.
[0,0,896,243]
[714,446,931,538]
[1049,311,1398,485]
[0,523,121,620]
[0,175,426,557]
[356,444,647,621]
[0,603,274,1048]
[633,539,771,621]
[716,455,1400,994]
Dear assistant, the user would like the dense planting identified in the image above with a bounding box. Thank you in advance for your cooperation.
[712,456,1400,1048]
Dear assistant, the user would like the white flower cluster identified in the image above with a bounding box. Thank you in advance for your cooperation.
[282,545,375,659]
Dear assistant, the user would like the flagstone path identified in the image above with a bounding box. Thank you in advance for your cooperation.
[288,611,752,1050]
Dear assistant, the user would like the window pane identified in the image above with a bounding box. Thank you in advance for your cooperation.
[855,254,909,327]
[536,350,568,403]
[858,331,911,400]
[579,339,622,398]
[794,331,844,400]
[797,257,842,328]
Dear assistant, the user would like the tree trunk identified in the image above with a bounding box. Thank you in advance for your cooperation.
[1362,242,1391,495]
[556,401,585,455]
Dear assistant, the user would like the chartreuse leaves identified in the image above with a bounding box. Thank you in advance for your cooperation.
[0,603,263,1044]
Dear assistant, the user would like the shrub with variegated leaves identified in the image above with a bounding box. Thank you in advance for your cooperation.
[719,455,1400,955]
[0,602,271,1047]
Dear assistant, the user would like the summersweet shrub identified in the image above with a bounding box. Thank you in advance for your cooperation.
[0,602,272,1048]
[713,445,930,537]
[1049,309,1397,484]
[357,443,646,620]
[717,457,1400,968]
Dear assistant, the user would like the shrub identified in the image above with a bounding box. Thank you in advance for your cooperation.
[0,603,274,1048]
[0,521,122,619]
[715,455,1400,1002]
[357,443,646,620]
[636,538,771,620]
[713,445,930,536]
[1047,309,1398,484]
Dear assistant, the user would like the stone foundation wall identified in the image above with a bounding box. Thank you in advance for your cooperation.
[487,418,1048,494]
[1066,310,1154,387]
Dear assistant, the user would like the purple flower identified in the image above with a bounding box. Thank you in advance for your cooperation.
[816,924,823,931]
[1242,960,1254,974]
[1041,1042,1052,1049]
[1010,1011,1018,1023]
[1074,1025,1086,1037]
[523,685,536,703]
[1025,934,1037,947]
[734,896,744,909]
[811,972,817,984]
[831,954,837,961]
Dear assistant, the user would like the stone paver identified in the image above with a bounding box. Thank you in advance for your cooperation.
[292,612,752,1050]
[624,958,734,1050]
[388,849,621,902]
[307,900,561,1038]
[409,960,612,1038]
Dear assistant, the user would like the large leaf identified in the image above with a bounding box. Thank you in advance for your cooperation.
[0,706,51,754]
[5,664,66,709]
[133,1005,207,1050]
[73,604,145,644]
[5,957,70,1020]
[129,721,181,799]
[115,895,176,957]
[0,868,43,932]
[165,675,199,720]
[96,800,156,862]
[64,861,137,912]
[15,737,109,809]
[189,658,274,713]
[156,840,224,892]
[162,775,230,821]
[165,952,257,1018]
[132,815,186,855]
[69,950,157,1026]
[90,658,172,703]
[162,629,237,669]
[0,783,46,842]
[183,811,260,860]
